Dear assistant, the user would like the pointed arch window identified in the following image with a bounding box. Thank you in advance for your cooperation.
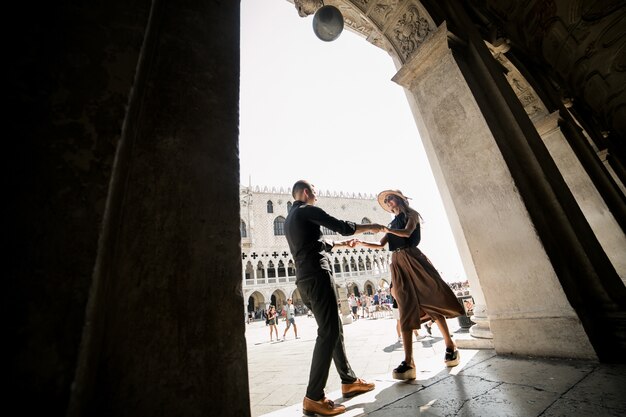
[267,200,274,213]
[245,261,253,280]
[274,216,286,235]
[240,220,247,238]
[287,201,292,212]
[334,258,341,273]
[342,257,349,272]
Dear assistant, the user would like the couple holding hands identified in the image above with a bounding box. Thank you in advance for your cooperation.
[285,180,463,416]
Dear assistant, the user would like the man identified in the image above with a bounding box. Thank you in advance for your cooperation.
[285,180,382,416]
[281,298,299,340]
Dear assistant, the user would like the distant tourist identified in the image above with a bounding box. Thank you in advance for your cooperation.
[267,305,278,342]
[281,298,299,340]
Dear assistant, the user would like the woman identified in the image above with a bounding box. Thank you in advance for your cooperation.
[353,190,464,379]
[267,305,279,342]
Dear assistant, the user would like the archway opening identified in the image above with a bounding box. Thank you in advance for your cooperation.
[240,0,467,287]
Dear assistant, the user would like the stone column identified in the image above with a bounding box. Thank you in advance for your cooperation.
[393,23,595,359]
[67,1,249,415]
[536,113,626,285]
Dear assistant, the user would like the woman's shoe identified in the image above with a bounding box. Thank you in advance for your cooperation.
[445,347,460,367]
[392,361,416,380]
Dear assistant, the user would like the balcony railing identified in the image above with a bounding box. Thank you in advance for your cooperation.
[243,269,389,287]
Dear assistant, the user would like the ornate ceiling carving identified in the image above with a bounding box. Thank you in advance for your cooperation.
[478,0,625,149]
[291,0,436,63]
[288,0,625,148]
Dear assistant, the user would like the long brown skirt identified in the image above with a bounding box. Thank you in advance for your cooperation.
[390,247,464,332]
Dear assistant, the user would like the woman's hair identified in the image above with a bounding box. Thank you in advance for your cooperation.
[395,196,409,211]
[396,197,423,223]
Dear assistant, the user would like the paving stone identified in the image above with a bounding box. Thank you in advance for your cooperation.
[457,382,559,416]
[460,355,594,393]
[562,364,626,411]
[369,374,500,417]
[543,397,626,417]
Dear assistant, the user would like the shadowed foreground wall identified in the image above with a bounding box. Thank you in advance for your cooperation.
[8,1,249,416]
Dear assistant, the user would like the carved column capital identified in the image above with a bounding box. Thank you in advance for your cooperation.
[392,22,450,89]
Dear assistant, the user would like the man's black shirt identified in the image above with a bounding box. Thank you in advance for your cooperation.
[285,200,357,280]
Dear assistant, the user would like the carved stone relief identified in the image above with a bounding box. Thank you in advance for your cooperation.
[351,0,370,13]
[290,1,436,63]
[293,0,323,17]
[391,5,432,60]
[369,0,400,28]
[487,40,549,122]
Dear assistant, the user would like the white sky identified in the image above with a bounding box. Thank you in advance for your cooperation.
[240,0,467,282]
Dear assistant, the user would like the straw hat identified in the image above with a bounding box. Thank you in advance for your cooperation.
[377,190,411,213]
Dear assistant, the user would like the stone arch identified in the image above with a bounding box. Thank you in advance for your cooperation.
[246,291,265,315]
[347,282,360,297]
[363,280,376,296]
[271,289,287,310]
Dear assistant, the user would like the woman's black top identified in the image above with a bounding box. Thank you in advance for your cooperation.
[387,212,421,251]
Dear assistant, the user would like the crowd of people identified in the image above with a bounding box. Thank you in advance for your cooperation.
[249,278,471,330]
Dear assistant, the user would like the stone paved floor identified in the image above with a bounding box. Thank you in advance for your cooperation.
[245,314,626,416]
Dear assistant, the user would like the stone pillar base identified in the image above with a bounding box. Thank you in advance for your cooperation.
[469,304,493,339]
[455,304,494,349]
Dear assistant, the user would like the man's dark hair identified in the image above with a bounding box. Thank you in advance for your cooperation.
[292,180,312,199]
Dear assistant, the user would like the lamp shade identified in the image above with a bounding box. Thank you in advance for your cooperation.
[312,5,344,42]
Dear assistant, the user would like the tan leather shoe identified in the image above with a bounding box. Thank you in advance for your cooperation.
[341,378,375,398]
[302,396,346,416]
